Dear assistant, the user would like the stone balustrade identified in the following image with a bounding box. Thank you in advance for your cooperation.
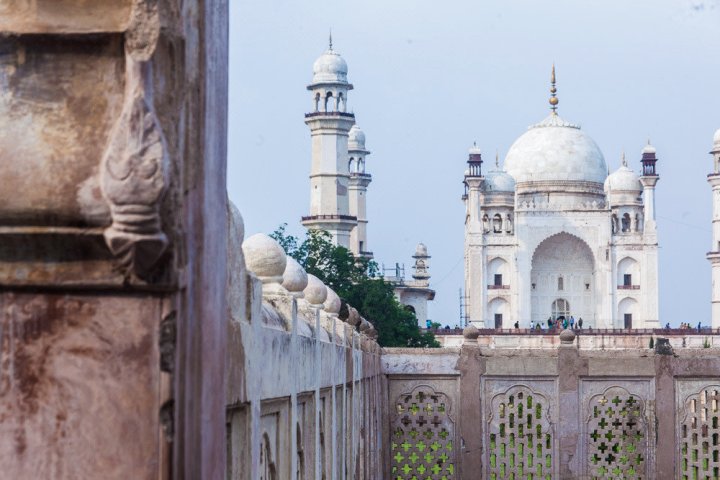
[227,208,383,479]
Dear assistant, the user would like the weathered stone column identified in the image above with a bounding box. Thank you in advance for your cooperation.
[557,329,586,479]
[459,325,483,478]
[0,1,229,478]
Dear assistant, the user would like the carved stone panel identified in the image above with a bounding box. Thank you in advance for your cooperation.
[676,379,720,480]
[483,378,557,479]
[580,380,655,479]
[390,384,456,479]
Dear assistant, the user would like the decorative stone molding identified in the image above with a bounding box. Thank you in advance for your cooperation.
[100,57,169,278]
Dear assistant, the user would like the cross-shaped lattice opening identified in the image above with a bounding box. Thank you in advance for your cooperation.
[391,386,455,479]
[588,391,646,479]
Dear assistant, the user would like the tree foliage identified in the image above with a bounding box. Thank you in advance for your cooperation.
[271,225,438,348]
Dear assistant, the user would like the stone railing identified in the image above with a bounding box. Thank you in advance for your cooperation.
[382,327,720,479]
[226,205,384,479]
[430,328,720,349]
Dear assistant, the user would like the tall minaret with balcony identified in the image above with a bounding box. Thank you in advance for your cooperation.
[463,144,487,326]
[348,124,372,257]
[639,142,660,236]
[301,37,357,248]
[707,130,720,327]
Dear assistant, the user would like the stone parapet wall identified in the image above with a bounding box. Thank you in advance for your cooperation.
[435,331,720,350]
[229,207,384,479]
[383,336,720,479]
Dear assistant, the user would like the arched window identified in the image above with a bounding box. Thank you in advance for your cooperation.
[551,299,570,320]
[348,157,356,173]
[617,257,639,288]
[611,214,619,234]
[337,92,345,112]
[358,158,365,173]
[493,214,502,233]
[506,213,513,233]
[557,276,564,291]
[324,91,334,112]
[635,213,641,232]
[621,213,631,232]
[314,92,320,112]
[482,214,490,233]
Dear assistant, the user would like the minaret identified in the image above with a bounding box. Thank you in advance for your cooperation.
[639,141,660,234]
[707,130,720,327]
[638,141,660,328]
[393,244,436,327]
[463,143,486,326]
[301,37,357,248]
[348,124,372,257]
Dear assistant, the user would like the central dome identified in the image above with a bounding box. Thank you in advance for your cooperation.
[504,113,607,184]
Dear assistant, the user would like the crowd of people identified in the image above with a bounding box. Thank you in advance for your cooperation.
[514,316,584,331]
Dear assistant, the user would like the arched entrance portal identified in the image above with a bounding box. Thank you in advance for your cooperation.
[551,298,570,319]
[531,232,595,327]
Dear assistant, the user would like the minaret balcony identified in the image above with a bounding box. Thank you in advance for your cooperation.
[304,111,355,119]
[301,214,357,222]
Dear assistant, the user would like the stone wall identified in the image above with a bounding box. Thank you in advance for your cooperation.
[228,211,385,480]
[0,1,230,478]
[383,331,720,479]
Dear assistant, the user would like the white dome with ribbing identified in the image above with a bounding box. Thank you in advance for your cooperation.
[504,113,607,184]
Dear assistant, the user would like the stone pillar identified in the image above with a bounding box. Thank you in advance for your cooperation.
[459,326,484,478]
[557,330,587,478]
[0,1,229,478]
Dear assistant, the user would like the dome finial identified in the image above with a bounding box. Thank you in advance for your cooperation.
[621,151,627,167]
[328,29,333,51]
[495,150,500,168]
[549,63,559,113]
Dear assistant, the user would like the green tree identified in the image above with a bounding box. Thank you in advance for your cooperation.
[271,224,438,348]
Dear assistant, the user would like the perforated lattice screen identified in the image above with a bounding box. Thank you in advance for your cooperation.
[587,390,646,478]
[390,386,455,480]
[680,386,720,480]
[488,387,554,480]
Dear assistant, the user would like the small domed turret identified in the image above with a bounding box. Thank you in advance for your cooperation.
[348,124,366,150]
[311,35,350,85]
[605,153,642,208]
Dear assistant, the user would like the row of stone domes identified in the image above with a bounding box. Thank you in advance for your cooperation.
[241,232,377,337]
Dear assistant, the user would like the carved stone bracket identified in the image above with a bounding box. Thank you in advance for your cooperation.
[101,56,169,279]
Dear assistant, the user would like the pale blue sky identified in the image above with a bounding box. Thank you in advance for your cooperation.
[228,0,720,326]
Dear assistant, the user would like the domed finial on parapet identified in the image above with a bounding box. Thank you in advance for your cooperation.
[346,306,362,327]
[303,274,328,307]
[328,29,333,50]
[359,318,372,335]
[282,257,308,298]
[463,324,480,345]
[324,287,342,316]
[559,328,576,346]
[621,151,627,168]
[242,233,288,296]
[549,64,559,113]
